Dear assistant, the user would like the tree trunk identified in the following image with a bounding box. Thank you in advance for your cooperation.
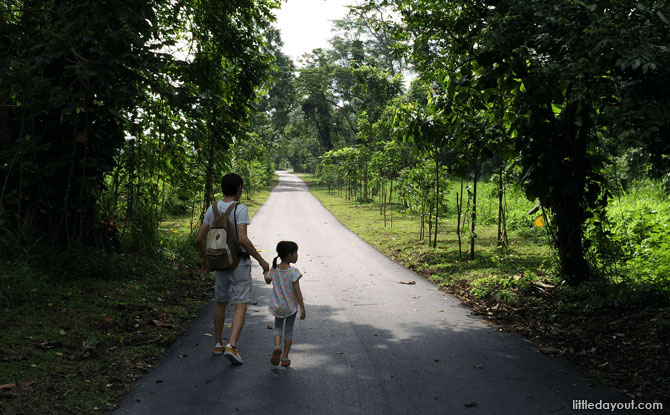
[551,99,592,283]
[126,138,136,233]
[470,161,478,260]
[456,192,462,259]
[433,157,439,248]
[497,161,508,250]
[363,164,368,202]
[202,138,215,222]
[428,200,433,244]
[389,179,393,229]
[420,197,425,241]
[457,178,464,259]
[383,179,387,227]
[553,196,590,283]
[0,17,11,151]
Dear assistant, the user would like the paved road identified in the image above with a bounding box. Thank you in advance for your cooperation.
[116,171,624,414]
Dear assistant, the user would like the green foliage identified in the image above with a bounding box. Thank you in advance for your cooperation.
[585,181,670,289]
[1,0,280,251]
[366,0,670,283]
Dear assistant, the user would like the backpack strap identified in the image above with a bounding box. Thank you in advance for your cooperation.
[222,201,238,217]
[222,202,241,249]
[211,200,221,219]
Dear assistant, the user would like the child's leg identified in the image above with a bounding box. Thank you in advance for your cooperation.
[273,316,285,347]
[270,317,284,365]
[283,339,292,358]
[282,313,297,358]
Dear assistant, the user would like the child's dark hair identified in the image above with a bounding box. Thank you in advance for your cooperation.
[221,173,243,196]
[273,241,298,268]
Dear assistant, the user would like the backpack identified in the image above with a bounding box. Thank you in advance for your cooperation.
[205,201,240,271]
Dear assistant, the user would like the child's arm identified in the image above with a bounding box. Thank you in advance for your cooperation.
[293,279,306,319]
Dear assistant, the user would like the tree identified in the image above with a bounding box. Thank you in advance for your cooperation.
[0,0,281,248]
[383,0,670,283]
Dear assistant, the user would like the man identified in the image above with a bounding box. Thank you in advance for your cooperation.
[197,173,270,365]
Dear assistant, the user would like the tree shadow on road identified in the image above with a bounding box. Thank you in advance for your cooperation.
[238,296,625,415]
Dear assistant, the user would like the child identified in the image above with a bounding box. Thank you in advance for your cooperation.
[264,241,306,367]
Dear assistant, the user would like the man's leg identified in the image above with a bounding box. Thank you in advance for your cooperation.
[214,301,228,345]
[228,302,247,348]
[224,261,251,364]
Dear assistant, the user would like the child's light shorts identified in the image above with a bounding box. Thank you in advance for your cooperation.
[214,260,252,304]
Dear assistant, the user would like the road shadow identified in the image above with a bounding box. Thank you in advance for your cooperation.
[116,295,628,415]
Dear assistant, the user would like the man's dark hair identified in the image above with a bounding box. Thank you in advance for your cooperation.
[221,173,244,196]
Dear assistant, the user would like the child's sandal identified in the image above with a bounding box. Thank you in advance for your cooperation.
[270,348,282,366]
[281,357,291,367]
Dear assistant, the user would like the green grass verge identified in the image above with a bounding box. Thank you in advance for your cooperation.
[297,173,557,305]
[0,179,277,414]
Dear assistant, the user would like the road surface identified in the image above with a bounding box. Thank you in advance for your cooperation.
[115,171,623,414]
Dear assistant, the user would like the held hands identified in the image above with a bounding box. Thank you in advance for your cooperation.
[260,259,270,274]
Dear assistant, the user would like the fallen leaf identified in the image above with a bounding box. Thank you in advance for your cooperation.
[152,320,174,328]
[0,381,33,396]
[538,346,562,355]
[464,402,478,408]
[103,317,112,324]
[203,333,213,337]
[59,329,66,335]
[399,280,416,285]
[266,325,273,329]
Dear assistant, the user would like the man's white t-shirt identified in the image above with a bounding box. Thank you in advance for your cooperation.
[203,200,251,254]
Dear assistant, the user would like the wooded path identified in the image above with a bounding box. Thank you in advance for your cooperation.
[115,171,622,414]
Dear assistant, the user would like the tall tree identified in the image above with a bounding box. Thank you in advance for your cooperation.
[382,0,670,283]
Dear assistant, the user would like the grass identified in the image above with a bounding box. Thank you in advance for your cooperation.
[297,172,670,404]
[298,173,557,304]
[0,179,277,414]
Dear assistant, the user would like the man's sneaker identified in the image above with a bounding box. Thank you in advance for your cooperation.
[270,348,282,366]
[214,343,224,355]
[224,344,243,365]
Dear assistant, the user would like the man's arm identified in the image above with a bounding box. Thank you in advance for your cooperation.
[236,223,270,273]
[196,223,210,273]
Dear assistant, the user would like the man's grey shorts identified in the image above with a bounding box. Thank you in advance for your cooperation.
[214,260,252,304]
